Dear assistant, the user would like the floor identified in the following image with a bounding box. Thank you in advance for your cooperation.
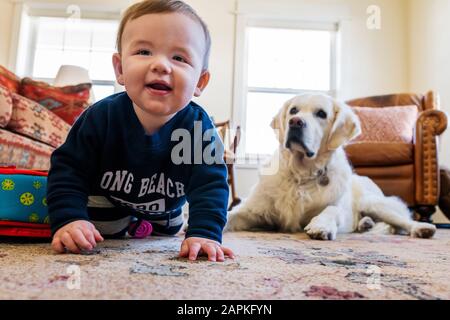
[1,230,449,300]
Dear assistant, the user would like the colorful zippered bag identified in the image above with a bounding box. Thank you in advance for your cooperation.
[0,166,51,238]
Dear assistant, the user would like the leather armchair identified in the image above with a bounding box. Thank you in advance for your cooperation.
[345,91,448,222]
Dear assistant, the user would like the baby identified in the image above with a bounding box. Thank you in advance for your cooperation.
[47,0,234,262]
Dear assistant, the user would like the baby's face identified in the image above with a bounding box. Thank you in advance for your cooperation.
[114,12,208,119]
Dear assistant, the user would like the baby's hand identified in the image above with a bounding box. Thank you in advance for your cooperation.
[179,237,235,262]
[51,220,104,254]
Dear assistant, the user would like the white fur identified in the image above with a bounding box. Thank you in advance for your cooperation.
[226,94,436,240]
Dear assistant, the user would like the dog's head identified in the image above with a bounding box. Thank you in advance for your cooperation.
[271,94,361,159]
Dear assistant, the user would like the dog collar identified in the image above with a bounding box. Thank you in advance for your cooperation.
[294,166,329,186]
[317,167,330,186]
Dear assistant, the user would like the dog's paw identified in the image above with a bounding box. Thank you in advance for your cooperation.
[357,216,375,232]
[411,222,436,239]
[304,219,337,241]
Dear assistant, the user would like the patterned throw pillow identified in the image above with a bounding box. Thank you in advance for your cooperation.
[20,78,91,125]
[7,93,71,148]
[0,85,13,128]
[0,65,21,94]
[351,105,419,143]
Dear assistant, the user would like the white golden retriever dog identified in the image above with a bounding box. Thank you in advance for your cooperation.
[226,94,436,240]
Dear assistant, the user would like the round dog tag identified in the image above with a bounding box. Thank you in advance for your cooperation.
[319,175,330,186]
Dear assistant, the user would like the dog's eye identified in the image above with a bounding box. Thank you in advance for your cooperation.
[316,110,327,119]
[289,107,299,115]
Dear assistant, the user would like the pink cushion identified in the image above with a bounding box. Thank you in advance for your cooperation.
[6,93,71,148]
[351,105,418,143]
[0,85,12,128]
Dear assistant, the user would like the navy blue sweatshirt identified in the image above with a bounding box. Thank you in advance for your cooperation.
[47,92,229,243]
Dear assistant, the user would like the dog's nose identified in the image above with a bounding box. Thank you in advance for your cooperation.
[289,117,306,128]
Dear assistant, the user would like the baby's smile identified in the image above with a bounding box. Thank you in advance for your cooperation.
[145,80,173,96]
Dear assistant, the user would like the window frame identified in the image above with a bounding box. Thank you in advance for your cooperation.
[232,16,339,164]
[13,4,121,102]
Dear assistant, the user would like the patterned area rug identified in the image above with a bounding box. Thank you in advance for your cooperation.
[1,230,449,300]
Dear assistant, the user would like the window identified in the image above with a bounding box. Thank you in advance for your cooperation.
[28,17,119,101]
[234,20,337,159]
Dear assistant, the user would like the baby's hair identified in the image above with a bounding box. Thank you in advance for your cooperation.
[116,0,211,71]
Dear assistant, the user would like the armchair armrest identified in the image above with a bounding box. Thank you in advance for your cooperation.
[414,110,448,205]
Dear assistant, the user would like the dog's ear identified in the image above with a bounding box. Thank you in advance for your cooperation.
[271,98,293,144]
[270,113,280,131]
[327,100,361,150]
[270,110,284,145]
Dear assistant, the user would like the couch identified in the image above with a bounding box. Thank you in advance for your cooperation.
[0,65,91,170]
[345,92,448,222]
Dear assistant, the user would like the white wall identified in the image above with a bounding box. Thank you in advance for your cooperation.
[409,0,450,167]
[0,0,14,66]
[338,0,409,99]
[409,0,450,223]
[185,0,236,122]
